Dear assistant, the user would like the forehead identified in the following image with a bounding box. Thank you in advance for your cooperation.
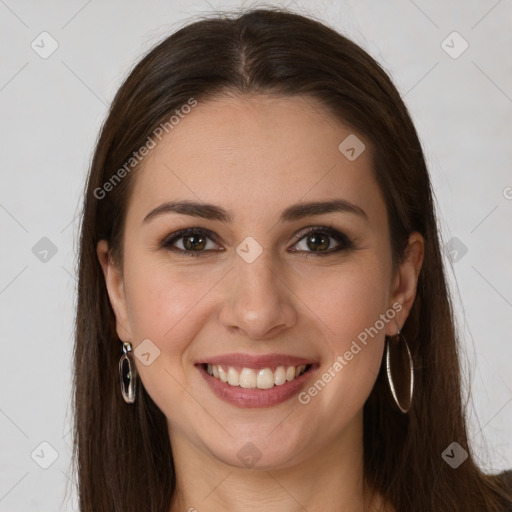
[125,93,383,225]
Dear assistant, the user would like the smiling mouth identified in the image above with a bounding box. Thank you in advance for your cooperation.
[201,363,313,389]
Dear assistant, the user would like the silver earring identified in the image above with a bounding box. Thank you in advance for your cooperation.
[119,342,137,404]
[385,320,414,413]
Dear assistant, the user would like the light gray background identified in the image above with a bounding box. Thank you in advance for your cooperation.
[1,1,511,510]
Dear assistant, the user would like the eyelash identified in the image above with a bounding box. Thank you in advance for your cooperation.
[160,226,354,258]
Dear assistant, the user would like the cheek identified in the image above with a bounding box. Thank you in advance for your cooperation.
[122,242,391,421]
[124,248,391,361]
[121,256,214,417]
[296,258,389,409]
[300,257,390,345]
[124,251,213,340]
[121,254,207,378]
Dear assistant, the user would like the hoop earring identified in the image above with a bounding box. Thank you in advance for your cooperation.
[119,342,137,404]
[385,320,414,413]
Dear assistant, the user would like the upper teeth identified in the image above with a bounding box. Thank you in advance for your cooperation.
[206,364,308,389]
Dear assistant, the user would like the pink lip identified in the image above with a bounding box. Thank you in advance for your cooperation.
[195,352,315,370]
[195,354,319,409]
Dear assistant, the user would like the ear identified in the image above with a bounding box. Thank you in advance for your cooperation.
[96,240,133,342]
[385,232,424,336]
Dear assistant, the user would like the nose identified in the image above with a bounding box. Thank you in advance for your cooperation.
[218,248,297,341]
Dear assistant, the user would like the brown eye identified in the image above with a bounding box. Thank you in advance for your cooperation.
[291,226,353,255]
[182,233,207,251]
[162,228,222,257]
[305,232,330,252]
[161,226,352,258]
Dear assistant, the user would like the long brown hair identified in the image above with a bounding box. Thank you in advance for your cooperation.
[72,7,512,511]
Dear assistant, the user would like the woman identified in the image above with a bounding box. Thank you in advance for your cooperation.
[73,7,512,511]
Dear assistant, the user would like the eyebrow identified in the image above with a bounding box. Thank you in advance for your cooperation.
[142,198,368,225]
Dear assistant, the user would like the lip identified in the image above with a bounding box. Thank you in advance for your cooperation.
[195,352,315,370]
[195,353,319,409]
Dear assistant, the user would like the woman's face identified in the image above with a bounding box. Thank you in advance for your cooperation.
[99,93,422,470]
